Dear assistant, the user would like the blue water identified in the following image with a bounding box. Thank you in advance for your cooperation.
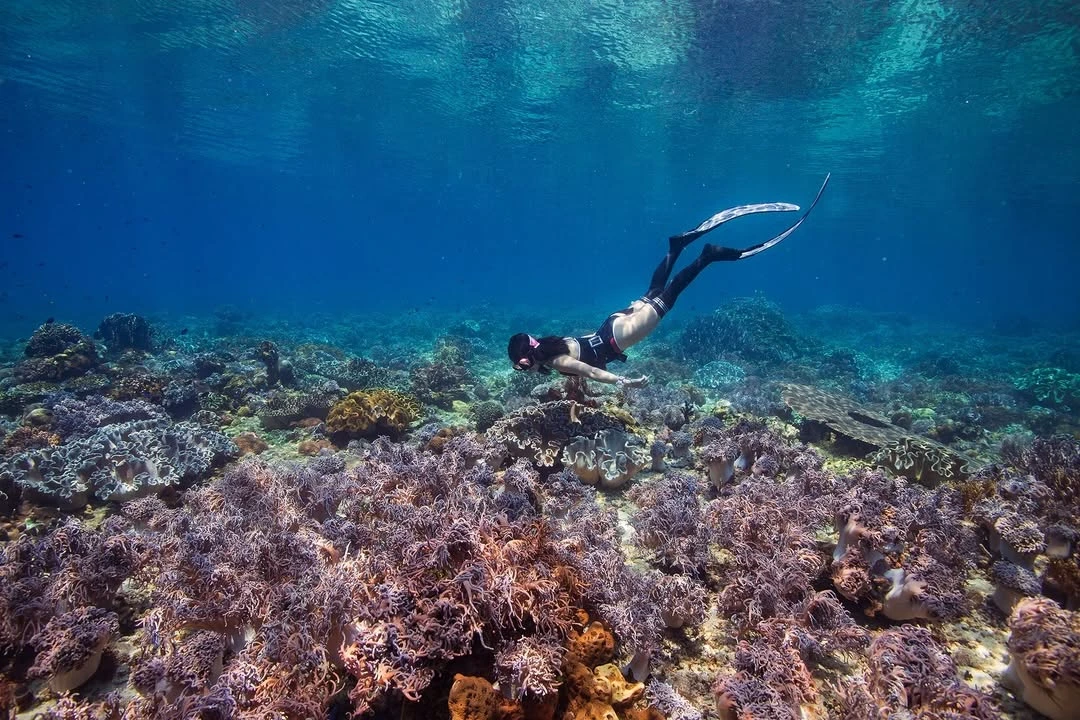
[2,0,1078,339]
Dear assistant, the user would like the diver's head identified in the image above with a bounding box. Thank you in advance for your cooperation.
[508,333,539,371]
[508,334,570,374]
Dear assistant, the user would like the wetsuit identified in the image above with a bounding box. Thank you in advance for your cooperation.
[574,311,630,370]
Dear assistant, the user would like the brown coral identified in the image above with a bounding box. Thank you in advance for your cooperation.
[298,438,334,456]
[1,425,60,456]
[449,674,500,720]
[780,383,972,482]
[233,431,268,456]
[325,388,421,439]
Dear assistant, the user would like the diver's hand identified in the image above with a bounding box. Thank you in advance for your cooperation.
[617,375,649,389]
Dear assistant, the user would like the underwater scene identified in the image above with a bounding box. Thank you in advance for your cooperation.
[2,0,1080,719]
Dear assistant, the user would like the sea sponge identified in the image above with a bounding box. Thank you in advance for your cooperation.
[448,674,499,720]
[325,388,421,438]
[567,621,615,668]
[593,664,644,708]
[1004,597,1080,720]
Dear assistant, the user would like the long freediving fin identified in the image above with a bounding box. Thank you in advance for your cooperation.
[670,200,801,244]
[736,173,830,259]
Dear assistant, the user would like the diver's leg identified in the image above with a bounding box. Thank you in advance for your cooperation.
[643,241,690,298]
[652,245,737,312]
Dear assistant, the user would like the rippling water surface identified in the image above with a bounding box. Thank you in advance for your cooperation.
[1,0,1078,330]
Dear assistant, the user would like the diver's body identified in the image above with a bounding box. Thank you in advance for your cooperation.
[508,175,830,387]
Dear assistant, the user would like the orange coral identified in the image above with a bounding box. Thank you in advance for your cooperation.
[567,622,615,668]
[325,389,421,438]
[448,616,662,720]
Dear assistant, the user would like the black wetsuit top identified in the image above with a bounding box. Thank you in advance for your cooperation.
[573,312,628,370]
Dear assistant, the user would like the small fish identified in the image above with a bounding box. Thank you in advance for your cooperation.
[45,317,54,324]
[36,261,45,267]
[180,328,189,335]
[12,233,23,239]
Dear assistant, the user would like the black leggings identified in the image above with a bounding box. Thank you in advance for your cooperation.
[641,174,830,317]
[642,242,739,318]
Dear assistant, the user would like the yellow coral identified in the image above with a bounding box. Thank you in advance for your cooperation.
[325,388,421,438]
[593,665,644,709]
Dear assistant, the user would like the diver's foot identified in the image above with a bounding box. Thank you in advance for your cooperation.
[703,243,743,262]
[668,232,699,254]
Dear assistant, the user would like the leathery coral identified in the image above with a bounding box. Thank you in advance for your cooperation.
[1004,597,1080,720]
[828,469,973,622]
[629,472,712,576]
[486,400,625,468]
[113,439,667,718]
[28,607,119,693]
[325,387,421,438]
[837,625,997,719]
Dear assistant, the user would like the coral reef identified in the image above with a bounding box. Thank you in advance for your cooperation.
[487,400,627,468]
[408,338,480,409]
[471,400,505,433]
[691,360,746,392]
[25,322,89,358]
[628,472,711,576]
[0,397,235,508]
[95,313,153,353]
[28,606,119,693]
[782,383,972,484]
[837,625,998,719]
[0,305,1078,719]
[679,296,802,365]
[624,384,698,431]
[255,383,343,429]
[325,387,422,438]
[254,340,293,387]
[86,444,656,717]
[1014,367,1080,408]
[829,469,973,622]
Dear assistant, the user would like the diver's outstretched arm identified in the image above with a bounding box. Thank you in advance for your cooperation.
[673,173,831,261]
